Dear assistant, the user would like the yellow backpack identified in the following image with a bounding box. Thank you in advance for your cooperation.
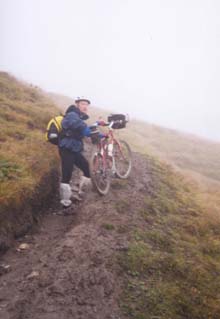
[45,115,64,145]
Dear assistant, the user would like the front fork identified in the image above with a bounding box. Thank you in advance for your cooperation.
[107,143,116,176]
[95,139,117,177]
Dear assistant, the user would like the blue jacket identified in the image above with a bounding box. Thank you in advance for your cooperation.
[59,105,91,152]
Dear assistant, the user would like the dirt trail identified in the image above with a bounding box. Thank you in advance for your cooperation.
[0,152,153,319]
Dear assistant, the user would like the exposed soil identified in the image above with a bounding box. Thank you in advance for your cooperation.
[0,168,59,254]
[0,152,153,319]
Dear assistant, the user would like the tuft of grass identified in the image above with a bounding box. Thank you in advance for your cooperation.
[0,159,24,182]
[102,223,115,231]
[115,199,131,214]
[112,179,128,189]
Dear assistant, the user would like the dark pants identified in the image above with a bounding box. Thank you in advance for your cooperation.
[59,148,90,183]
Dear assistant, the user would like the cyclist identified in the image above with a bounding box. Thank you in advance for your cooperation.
[59,96,95,208]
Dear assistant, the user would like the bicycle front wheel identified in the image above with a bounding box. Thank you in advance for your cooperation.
[90,151,110,195]
[113,140,132,179]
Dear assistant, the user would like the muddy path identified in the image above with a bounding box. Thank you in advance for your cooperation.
[0,152,153,319]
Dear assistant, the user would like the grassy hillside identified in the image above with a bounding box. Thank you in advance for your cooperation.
[121,120,220,183]
[117,154,220,319]
[0,72,60,250]
[1,79,220,317]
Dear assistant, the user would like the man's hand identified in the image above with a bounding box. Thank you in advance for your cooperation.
[96,119,106,126]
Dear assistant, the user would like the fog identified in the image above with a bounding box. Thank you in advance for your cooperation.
[1,0,220,141]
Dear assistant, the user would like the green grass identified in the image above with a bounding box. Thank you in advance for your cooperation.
[115,199,131,214]
[0,72,60,211]
[119,155,220,319]
[102,223,115,230]
[0,159,24,182]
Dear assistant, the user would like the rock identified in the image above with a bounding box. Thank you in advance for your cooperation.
[72,193,83,202]
[0,264,11,275]
[72,185,80,192]
[27,270,39,279]
[17,243,30,251]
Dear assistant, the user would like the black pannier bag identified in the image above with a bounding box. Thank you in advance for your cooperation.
[107,114,126,129]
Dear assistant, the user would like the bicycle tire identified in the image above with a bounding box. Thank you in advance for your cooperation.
[113,140,132,179]
[90,151,111,195]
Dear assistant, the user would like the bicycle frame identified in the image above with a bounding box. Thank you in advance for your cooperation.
[94,122,127,176]
[93,136,113,176]
[90,117,132,194]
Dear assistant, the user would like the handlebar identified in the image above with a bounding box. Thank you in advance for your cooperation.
[92,120,128,128]
[89,121,112,129]
[89,116,129,140]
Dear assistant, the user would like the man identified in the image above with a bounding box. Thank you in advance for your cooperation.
[59,96,93,208]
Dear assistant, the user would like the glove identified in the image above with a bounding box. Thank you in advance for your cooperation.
[82,126,91,137]
[96,120,106,126]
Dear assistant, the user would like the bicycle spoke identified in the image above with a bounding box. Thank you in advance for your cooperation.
[90,152,110,195]
[113,140,132,179]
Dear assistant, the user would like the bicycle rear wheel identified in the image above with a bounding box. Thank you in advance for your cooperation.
[113,140,132,179]
[90,151,111,195]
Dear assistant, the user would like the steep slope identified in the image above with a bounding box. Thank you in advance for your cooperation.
[0,82,220,318]
[48,92,220,218]
[118,153,220,319]
[0,72,60,252]
[0,151,220,319]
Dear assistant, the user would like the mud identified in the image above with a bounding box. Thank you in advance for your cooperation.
[0,152,153,319]
[0,168,59,254]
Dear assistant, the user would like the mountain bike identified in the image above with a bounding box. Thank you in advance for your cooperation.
[89,115,132,195]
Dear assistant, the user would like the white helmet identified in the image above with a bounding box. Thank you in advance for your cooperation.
[75,96,91,104]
